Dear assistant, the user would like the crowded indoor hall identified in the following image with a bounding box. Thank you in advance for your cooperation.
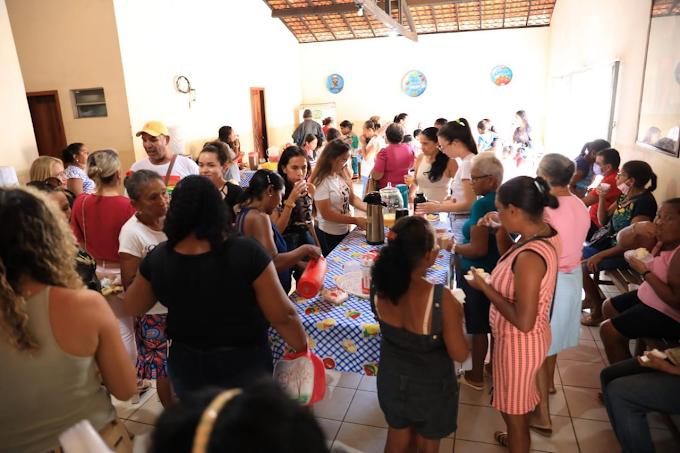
[1,0,679,452]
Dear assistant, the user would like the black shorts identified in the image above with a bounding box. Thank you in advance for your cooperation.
[610,291,680,340]
[458,272,491,335]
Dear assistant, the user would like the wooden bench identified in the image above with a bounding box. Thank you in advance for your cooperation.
[596,268,644,297]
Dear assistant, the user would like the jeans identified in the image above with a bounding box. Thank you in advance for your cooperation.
[283,230,314,282]
[315,226,348,257]
[167,341,273,397]
[601,358,680,453]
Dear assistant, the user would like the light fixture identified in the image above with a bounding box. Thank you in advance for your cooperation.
[388,27,397,38]
[357,6,364,17]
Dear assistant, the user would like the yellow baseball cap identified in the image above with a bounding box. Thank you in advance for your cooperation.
[136,121,169,137]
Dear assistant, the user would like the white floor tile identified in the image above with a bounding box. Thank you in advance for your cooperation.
[316,417,342,442]
[127,394,164,425]
[344,390,388,428]
[458,375,493,408]
[529,414,579,453]
[556,359,605,389]
[123,419,155,437]
[326,370,362,389]
[563,386,608,422]
[357,375,377,392]
[314,386,356,421]
[558,340,604,363]
[454,404,506,444]
[331,422,388,453]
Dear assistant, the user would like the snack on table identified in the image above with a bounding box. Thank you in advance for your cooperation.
[467,268,485,275]
[427,214,439,221]
[636,247,651,259]
[322,287,349,305]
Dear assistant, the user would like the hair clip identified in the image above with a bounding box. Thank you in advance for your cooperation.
[386,230,398,242]
[266,173,272,186]
[126,170,133,178]
[534,179,544,194]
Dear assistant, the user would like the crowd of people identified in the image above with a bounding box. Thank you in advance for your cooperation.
[1,112,678,453]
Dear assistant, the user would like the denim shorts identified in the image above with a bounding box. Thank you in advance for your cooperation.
[582,245,629,271]
[167,341,273,397]
[377,371,459,439]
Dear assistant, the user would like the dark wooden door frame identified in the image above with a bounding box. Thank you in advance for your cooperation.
[26,90,67,158]
[250,87,269,159]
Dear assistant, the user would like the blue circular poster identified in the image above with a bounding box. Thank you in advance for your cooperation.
[491,65,513,86]
[326,74,344,94]
[401,70,427,97]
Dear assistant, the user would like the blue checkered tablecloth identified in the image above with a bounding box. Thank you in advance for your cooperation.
[269,220,452,375]
[239,170,256,187]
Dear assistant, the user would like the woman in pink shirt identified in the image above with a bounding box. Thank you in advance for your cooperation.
[600,199,680,364]
[371,123,415,189]
[531,154,590,435]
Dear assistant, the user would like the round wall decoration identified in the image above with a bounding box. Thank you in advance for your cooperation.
[326,74,344,94]
[491,65,513,86]
[401,70,427,97]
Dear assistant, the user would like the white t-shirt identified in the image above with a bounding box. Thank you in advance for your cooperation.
[118,215,168,315]
[450,153,473,214]
[360,136,386,177]
[130,155,199,193]
[314,174,351,235]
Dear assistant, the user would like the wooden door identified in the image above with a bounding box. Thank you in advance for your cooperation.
[26,91,67,158]
[250,88,269,158]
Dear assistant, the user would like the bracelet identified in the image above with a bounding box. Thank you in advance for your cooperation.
[284,200,296,208]
[451,243,456,254]
[436,202,441,213]
[642,270,651,279]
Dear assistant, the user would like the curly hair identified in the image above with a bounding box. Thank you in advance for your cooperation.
[0,187,82,353]
[163,175,231,249]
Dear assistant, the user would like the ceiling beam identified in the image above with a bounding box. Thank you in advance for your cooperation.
[360,0,418,41]
[430,5,439,31]
[400,0,417,34]
[271,0,471,18]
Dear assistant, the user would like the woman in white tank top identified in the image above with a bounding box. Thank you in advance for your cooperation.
[409,127,458,203]
[0,187,136,452]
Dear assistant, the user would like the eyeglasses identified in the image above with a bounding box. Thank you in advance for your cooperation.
[470,174,492,183]
[437,142,453,152]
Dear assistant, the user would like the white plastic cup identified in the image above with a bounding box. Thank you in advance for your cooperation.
[600,183,611,194]
[488,212,501,228]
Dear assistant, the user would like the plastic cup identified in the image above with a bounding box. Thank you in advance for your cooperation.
[600,183,610,194]
[384,213,395,228]
[488,212,501,228]
[438,232,452,250]
[406,174,414,185]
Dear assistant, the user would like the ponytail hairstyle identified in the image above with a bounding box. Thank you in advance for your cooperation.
[413,128,422,139]
[339,120,354,131]
[438,118,478,155]
[86,149,120,191]
[420,127,450,183]
[322,117,334,127]
[369,116,381,128]
[278,145,311,197]
[516,110,530,128]
[62,143,85,165]
[0,187,82,353]
[622,161,657,192]
[393,113,408,124]
[579,139,610,158]
[310,140,351,188]
[497,176,559,220]
[200,140,233,166]
[363,120,379,132]
[372,216,436,305]
[218,126,235,148]
[164,175,230,249]
[236,169,285,207]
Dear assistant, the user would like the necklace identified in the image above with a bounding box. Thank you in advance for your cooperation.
[514,224,549,249]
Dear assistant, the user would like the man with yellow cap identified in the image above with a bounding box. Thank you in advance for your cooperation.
[131,121,198,193]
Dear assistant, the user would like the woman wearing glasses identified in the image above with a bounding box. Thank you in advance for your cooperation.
[29,155,76,207]
[416,119,479,244]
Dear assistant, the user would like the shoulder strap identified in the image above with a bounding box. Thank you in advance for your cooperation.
[164,154,178,185]
[430,284,444,334]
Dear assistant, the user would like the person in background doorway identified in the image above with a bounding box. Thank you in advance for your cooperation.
[62,142,96,195]
[434,118,447,129]
[293,109,325,148]
[0,187,137,453]
[119,170,174,409]
[569,139,610,198]
[218,126,242,182]
[131,121,199,194]
[198,141,243,222]
[312,140,367,256]
[477,119,500,153]
[29,155,75,206]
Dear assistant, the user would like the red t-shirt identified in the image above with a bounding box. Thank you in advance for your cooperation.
[589,171,621,228]
[71,194,136,262]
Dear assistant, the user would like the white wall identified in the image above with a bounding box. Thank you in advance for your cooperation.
[113,0,303,159]
[0,0,38,182]
[546,0,680,201]
[298,27,551,143]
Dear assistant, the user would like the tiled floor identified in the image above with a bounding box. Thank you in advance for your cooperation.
[113,284,679,453]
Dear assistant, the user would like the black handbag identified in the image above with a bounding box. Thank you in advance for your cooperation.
[586,222,614,251]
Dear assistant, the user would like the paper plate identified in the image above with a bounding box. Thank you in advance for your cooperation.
[336,272,370,299]
[624,249,654,263]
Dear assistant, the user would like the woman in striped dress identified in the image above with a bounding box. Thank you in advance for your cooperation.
[468,176,561,453]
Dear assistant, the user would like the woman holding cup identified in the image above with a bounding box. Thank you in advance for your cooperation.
[448,153,503,391]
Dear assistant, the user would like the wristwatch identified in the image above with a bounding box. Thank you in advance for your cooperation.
[642,270,651,279]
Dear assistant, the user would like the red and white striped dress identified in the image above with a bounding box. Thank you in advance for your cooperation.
[489,233,561,415]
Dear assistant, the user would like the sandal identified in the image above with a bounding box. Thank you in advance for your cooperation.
[529,425,553,437]
[581,313,603,326]
[137,379,153,394]
[494,431,509,447]
[457,370,484,391]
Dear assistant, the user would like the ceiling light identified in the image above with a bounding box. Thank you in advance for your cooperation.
[357,6,364,17]
[388,27,397,38]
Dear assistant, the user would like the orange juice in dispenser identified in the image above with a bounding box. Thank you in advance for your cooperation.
[361,250,379,294]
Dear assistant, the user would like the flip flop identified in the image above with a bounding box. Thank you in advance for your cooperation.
[529,425,553,437]
[494,431,509,447]
[581,314,603,326]
[457,371,484,391]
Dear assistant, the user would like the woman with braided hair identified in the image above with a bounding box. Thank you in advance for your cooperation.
[0,187,136,452]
